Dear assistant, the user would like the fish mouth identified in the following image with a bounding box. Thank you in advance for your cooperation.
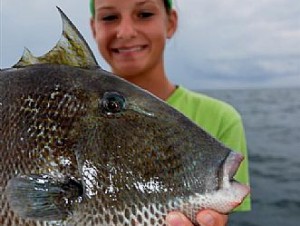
[221,151,250,193]
[213,151,250,211]
[223,151,244,183]
[184,152,250,214]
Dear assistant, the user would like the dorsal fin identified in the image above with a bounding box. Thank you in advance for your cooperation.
[13,7,99,69]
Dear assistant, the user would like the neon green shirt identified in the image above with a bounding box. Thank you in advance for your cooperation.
[166,86,251,211]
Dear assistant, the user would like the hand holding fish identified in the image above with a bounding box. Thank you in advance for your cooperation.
[166,210,228,226]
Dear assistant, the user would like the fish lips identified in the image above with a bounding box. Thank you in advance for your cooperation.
[221,151,250,197]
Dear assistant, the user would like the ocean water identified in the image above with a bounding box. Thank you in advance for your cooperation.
[201,87,300,226]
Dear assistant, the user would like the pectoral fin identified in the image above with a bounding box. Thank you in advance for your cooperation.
[5,174,83,221]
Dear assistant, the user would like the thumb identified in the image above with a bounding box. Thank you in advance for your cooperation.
[166,212,194,226]
[196,210,228,226]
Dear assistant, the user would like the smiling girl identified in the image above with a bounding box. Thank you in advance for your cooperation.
[89,1,251,225]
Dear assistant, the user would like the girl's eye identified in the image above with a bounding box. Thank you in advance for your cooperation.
[138,12,154,19]
[101,15,118,21]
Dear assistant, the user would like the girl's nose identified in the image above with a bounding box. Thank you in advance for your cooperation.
[116,17,137,39]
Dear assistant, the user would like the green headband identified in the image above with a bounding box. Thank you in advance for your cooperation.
[90,0,173,17]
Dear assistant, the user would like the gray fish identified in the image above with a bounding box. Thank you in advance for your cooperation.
[0,7,249,226]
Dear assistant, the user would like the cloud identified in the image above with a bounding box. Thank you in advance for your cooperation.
[1,0,299,89]
[165,0,300,88]
[1,0,96,66]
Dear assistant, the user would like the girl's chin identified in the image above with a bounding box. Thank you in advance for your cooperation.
[112,66,146,79]
[112,59,144,70]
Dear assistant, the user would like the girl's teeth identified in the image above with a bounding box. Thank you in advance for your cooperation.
[118,46,143,53]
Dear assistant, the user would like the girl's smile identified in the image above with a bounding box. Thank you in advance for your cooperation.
[111,45,148,54]
[90,0,177,80]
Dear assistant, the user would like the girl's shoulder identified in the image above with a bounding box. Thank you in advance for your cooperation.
[167,86,241,120]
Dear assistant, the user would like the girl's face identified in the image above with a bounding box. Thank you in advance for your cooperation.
[90,0,177,79]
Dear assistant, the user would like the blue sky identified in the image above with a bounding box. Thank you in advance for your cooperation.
[1,0,299,89]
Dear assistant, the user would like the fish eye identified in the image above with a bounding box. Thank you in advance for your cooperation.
[100,92,126,114]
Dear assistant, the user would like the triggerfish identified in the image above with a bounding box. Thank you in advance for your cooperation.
[0,7,249,226]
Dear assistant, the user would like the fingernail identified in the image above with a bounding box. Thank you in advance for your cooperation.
[166,213,185,226]
[197,213,214,226]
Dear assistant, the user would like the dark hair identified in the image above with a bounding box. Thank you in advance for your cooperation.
[90,0,173,17]
[163,0,173,14]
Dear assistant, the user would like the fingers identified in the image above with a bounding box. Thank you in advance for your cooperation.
[166,211,194,226]
[196,210,228,226]
[166,210,229,226]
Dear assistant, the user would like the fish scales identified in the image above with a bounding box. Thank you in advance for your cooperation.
[0,8,249,226]
[1,67,85,226]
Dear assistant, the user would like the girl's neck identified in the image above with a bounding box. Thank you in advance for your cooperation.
[129,74,175,101]
[119,67,176,101]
